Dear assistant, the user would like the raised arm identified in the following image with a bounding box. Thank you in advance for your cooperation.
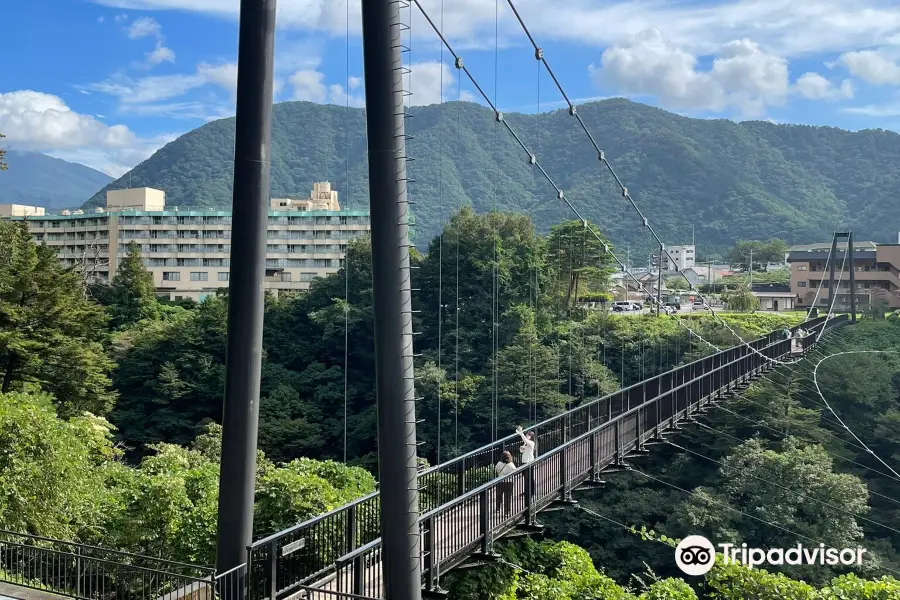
[515,425,529,443]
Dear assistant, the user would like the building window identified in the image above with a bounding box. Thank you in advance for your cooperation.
[217,272,229,281]
[797,265,807,271]
[163,272,180,281]
[797,281,807,287]
[190,272,209,281]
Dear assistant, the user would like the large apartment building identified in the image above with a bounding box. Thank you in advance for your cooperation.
[1,182,370,301]
[788,241,900,309]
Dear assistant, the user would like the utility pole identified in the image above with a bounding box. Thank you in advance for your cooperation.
[749,248,753,288]
[215,0,276,581]
[848,231,857,322]
[828,235,838,310]
[361,1,423,599]
[656,244,663,315]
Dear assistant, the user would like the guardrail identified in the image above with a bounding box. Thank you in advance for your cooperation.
[0,530,215,600]
[248,316,840,597]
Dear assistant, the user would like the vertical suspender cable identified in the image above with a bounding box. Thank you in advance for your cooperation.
[454,75,461,456]
[491,0,500,444]
[342,0,351,464]
[435,0,445,465]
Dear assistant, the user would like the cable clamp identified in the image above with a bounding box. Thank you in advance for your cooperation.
[535,48,543,60]
[622,187,628,198]
[529,154,536,165]
[569,105,577,116]
[495,111,503,123]
[455,57,464,69]
[598,150,605,161]
[557,190,564,200]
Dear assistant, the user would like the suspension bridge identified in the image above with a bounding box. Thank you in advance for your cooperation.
[0,0,887,600]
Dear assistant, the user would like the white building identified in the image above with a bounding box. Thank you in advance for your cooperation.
[4,184,370,302]
[662,244,695,273]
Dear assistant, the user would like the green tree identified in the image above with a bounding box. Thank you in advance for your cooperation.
[109,242,159,328]
[0,221,117,416]
[727,239,789,272]
[725,286,760,312]
[0,391,120,541]
[546,219,614,313]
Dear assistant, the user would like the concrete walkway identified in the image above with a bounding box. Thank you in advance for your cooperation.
[0,583,67,600]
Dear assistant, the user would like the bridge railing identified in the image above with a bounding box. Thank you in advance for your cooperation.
[0,529,215,600]
[248,316,835,596]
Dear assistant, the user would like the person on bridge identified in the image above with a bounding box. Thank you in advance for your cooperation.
[494,451,516,516]
[516,426,537,498]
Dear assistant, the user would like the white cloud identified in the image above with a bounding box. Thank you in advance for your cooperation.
[85,61,237,114]
[288,70,327,103]
[127,16,161,38]
[97,16,105,23]
[843,102,900,117]
[794,72,854,100]
[286,61,457,108]
[113,13,128,23]
[90,0,900,59]
[123,15,175,67]
[0,90,164,176]
[591,28,789,117]
[837,50,900,86]
[146,42,176,65]
[404,61,455,106]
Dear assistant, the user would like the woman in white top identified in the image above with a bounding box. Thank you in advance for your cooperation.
[494,451,516,516]
[515,426,537,498]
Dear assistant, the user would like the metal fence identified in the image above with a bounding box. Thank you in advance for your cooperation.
[248,315,841,598]
[0,530,215,600]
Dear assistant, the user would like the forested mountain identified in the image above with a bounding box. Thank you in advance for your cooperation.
[1,150,112,209]
[85,99,900,251]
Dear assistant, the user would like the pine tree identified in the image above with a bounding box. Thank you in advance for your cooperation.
[110,242,159,328]
[0,221,117,416]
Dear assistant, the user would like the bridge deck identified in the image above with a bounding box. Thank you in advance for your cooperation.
[247,316,841,600]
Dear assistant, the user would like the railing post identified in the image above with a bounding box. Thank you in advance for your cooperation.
[456,459,466,497]
[75,546,82,599]
[654,392,661,437]
[352,554,365,596]
[423,516,436,590]
[589,431,598,480]
[346,504,358,555]
[268,540,278,600]
[560,446,569,501]
[613,421,621,465]
[525,465,535,525]
[479,490,490,553]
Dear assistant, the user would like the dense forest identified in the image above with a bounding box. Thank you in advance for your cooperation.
[84,98,900,251]
[0,205,899,598]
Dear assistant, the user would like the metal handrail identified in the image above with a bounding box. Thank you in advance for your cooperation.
[251,315,828,548]
[252,316,834,596]
[0,529,214,573]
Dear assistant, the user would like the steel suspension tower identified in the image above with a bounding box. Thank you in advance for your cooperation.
[360,1,424,599]
[215,0,277,580]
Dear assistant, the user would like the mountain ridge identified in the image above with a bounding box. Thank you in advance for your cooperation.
[84,98,900,251]
[2,150,112,209]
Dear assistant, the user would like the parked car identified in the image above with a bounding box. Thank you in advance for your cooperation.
[664,301,681,311]
[693,300,706,310]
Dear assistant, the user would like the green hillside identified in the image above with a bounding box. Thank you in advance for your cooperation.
[85,99,900,251]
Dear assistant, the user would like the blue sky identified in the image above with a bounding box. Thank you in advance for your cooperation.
[2,0,900,176]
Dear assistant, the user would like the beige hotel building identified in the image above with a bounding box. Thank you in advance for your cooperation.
[0,183,370,301]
